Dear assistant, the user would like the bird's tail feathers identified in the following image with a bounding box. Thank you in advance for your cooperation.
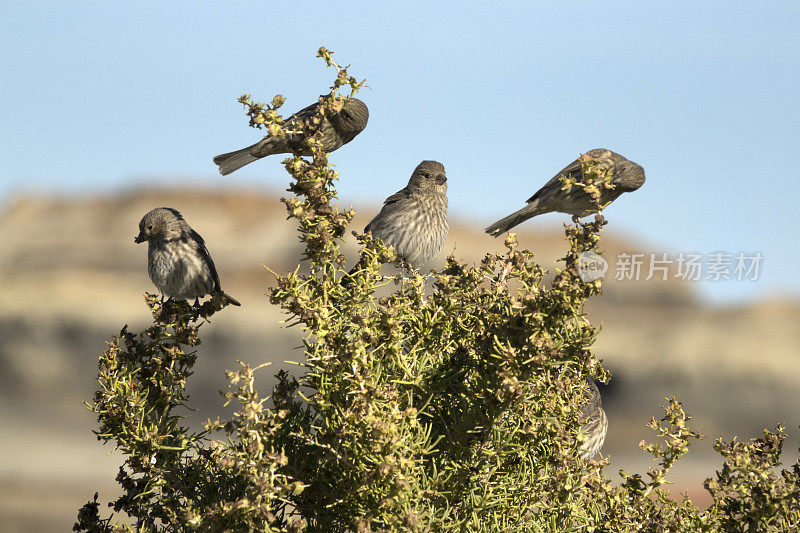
[212,145,260,176]
[220,291,241,307]
[484,202,545,237]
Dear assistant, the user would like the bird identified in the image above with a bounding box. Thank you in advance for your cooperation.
[362,160,449,270]
[578,380,608,460]
[213,97,369,175]
[485,148,645,236]
[134,207,241,307]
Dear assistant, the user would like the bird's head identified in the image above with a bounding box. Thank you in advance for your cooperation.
[135,207,184,243]
[618,160,646,192]
[408,160,447,193]
[330,97,369,136]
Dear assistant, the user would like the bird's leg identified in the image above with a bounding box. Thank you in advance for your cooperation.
[399,260,417,281]
[398,258,412,276]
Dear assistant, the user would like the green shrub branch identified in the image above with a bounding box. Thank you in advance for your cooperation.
[76,48,800,533]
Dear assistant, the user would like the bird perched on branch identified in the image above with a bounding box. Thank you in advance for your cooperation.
[579,380,608,460]
[135,207,241,307]
[363,160,449,269]
[485,148,645,236]
[213,97,369,175]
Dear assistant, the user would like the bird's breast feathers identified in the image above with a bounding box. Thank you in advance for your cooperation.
[148,239,214,299]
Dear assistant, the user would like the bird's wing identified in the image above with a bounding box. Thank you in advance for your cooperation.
[526,156,584,204]
[526,149,615,204]
[189,230,222,292]
[381,188,411,207]
[364,188,410,233]
[285,101,322,125]
[280,101,326,150]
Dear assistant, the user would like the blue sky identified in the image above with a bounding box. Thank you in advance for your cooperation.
[2,1,798,302]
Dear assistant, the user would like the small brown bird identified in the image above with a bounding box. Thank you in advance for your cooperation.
[363,160,449,269]
[213,97,369,175]
[578,380,608,460]
[485,148,645,236]
[135,207,240,306]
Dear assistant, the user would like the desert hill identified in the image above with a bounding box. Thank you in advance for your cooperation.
[1,187,798,530]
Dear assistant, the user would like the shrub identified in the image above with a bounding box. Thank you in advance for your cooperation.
[76,48,800,532]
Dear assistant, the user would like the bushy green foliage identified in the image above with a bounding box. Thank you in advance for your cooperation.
[76,48,800,532]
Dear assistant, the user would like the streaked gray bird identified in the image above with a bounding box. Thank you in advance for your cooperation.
[135,207,241,306]
[578,380,608,460]
[363,160,449,269]
[213,97,369,175]
[485,148,645,236]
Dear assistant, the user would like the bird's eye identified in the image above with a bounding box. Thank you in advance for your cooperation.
[147,225,153,230]
[423,173,430,179]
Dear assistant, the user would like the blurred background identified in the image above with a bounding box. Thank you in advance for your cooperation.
[2,1,799,530]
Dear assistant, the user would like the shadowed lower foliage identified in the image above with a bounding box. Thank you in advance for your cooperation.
[76,48,800,532]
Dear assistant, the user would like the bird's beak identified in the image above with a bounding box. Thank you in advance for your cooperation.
[134,232,146,244]
[436,174,447,185]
